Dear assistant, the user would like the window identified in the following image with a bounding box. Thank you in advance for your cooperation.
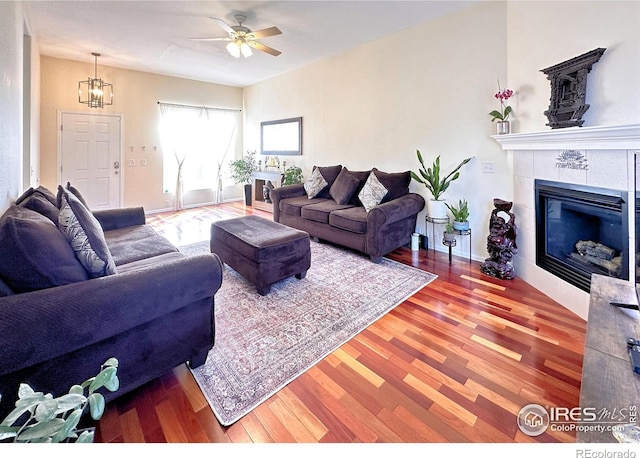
[158,102,239,209]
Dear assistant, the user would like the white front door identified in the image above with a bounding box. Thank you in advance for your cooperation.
[60,112,121,210]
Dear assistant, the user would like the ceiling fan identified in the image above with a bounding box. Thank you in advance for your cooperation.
[190,14,282,58]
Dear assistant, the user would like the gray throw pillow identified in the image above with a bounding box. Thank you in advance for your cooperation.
[58,190,117,278]
[358,172,389,212]
[304,167,329,199]
[330,167,360,205]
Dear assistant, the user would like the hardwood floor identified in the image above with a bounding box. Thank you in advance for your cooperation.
[92,202,586,443]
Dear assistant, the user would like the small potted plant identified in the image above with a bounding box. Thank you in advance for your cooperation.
[446,198,470,231]
[411,150,473,219]
[443,222,456,243]
[229,150,257,206]
[489,80,514,135]
[282,166,304,186]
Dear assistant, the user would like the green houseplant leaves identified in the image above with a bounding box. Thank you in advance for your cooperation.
[0,358,119,443]
[411,150,473,201]
[445,198,470,222]
[229,150,258,185]
[283,166,304,185]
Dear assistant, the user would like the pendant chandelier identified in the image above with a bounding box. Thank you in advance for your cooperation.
[78,52,113,108]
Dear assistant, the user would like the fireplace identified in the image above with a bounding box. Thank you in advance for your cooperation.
[491,124,640,320]
[535,180,629,292]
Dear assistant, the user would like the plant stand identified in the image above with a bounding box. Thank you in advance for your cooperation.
[425,215,449,253]
[442,236,456,264]
[452,228,471,265]
[427,215,472,264]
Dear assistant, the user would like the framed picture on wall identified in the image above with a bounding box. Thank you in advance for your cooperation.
[260,117,302,156]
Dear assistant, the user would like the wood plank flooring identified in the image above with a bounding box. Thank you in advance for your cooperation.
[91,202,587,443]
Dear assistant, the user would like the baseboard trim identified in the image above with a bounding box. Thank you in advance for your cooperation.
[144,198,243,215]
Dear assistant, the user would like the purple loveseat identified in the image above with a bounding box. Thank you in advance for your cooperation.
[0,186,222,418]
[271,165,425,262]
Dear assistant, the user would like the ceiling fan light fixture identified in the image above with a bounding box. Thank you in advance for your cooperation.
[226,41,241,58]
[226,39,252,58]
[78,52,113,108]
[240,42,253,58]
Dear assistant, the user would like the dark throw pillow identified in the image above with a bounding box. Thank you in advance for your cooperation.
[58,190,117,278]
[329,167,360,205]
[0,205,88,293]
[14,187,35,205]
[18,192,60,224]
[312,165,342,199]
[66,181,90,210]
[35,186,58,207]
[372,168,411,203]
[346,169,373,206]
[0,277,14,297]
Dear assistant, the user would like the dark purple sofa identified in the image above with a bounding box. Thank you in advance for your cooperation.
[270,165,425,262]
[0,186,222,418]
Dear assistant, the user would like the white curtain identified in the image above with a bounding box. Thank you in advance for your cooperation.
[158,103,239,210]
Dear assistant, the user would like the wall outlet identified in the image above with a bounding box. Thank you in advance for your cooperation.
[140,159,147,166]
[128,159,135,166]
[482,161,496,173]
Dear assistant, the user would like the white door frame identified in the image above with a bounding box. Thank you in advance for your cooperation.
[57,111,124,208]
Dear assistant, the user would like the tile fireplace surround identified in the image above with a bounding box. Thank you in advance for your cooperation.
[493,124,640,321]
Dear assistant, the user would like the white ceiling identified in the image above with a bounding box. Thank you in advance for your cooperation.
[25,1,476,88]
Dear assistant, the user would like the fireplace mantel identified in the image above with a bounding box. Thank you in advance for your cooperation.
[492,124,640,150]
[496,123,640,320]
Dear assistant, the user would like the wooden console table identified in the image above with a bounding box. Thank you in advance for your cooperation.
[577,274,640,443]
[251,170,283,213]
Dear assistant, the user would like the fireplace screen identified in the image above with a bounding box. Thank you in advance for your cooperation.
[535,180,628,292]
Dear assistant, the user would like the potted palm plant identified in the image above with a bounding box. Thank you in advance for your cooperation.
[411,150,473,219]
[229,150,257,206]
[446,198,470,231]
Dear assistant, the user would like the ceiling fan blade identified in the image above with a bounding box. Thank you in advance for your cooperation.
[250,26,282,39]
[210,17,235,35]
[188,37,231,41]
[248,41,281,57]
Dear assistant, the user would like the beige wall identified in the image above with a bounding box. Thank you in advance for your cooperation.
[0,2,24,211]
[244,1,640,260]
[507,1,640,133]
[244,2,509,258]
[40,56,244,211]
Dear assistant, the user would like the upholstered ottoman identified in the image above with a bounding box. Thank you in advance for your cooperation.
[210,215,311,295]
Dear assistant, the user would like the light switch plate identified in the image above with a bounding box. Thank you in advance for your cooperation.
[482,161,495,173]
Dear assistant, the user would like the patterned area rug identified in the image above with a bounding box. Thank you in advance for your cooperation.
[179,240,437,426]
